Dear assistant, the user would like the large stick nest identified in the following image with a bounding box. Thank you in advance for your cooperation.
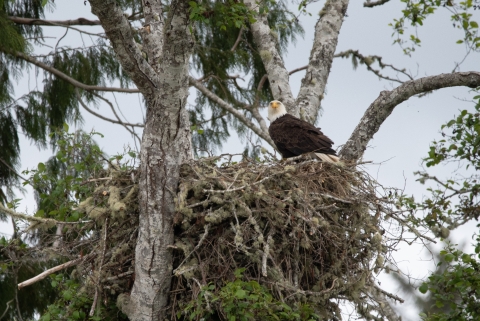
[169,156,387,319]
[27,156,396,320]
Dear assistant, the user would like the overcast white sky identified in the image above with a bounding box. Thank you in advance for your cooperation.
[1,1,479,319]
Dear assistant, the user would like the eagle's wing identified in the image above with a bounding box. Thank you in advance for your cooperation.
[269,114,336,158]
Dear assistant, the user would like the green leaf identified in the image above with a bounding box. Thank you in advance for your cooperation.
[470,21,478,28]
[63,122,69,132]
[38,162,46,172]
[42,0,48,7]
[63,291,73,300]
[444,253,455,262]
[419,283,429,294]
[461,254,471,263]
[235,289,247,299]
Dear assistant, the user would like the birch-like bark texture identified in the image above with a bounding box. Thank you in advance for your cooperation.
[89,0,194,319]
[132,0,193,319]
[140,0,165,71]
[340,71,480,162]
[295,0,349,123]
[243,0,295,112]
[89,0,158,95]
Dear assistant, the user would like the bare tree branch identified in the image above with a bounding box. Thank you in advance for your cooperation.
[335,49,413,83]
[243,0,295,111]
[339,71,480,162]
[89,0,159,92]
[75,89,143,145]
[231,26,244,52]
[8,16,101,26]
[368,286,401,321]
[295,0,350,122]
[91,91,143,144]
[0,157,27,182]
[189,76,275,147]
[289,49,411,83]
[10,50,140,93]
[17,255,95,290]
[364,0,391,8]
[289,65,307,75]
[0,299,13,320]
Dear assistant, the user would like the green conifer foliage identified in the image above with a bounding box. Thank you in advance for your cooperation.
[190,0,303,154]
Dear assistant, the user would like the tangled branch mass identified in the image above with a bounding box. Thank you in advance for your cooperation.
[10,156,415,319]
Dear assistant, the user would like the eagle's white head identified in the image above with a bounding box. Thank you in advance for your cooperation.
[268,100,287,122]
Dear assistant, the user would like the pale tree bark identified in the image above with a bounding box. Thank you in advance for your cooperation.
[295,0,350,123]
[89,0,158,96]
[243,0,296,112]
[89,0,193,320]
[140,0,165,72]
[132,1,193,319]
[339,71,480,162]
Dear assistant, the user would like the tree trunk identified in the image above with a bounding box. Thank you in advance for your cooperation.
[131,97,192,320]
[111,0,193,319]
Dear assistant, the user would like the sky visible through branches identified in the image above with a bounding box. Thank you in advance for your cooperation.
[1,1,478,319]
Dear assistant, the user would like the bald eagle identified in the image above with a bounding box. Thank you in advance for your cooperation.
[268,100,340,163]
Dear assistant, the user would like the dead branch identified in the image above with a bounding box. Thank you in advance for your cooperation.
[18,255,94,289]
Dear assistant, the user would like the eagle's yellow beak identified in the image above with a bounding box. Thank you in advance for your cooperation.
[270,101,279,109]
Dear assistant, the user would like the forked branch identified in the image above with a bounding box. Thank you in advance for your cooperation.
[89,0,159,91]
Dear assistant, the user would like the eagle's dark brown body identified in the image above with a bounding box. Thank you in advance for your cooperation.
[268,114,337,158]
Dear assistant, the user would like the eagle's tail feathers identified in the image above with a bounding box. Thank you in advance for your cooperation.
[314,153,341,164]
